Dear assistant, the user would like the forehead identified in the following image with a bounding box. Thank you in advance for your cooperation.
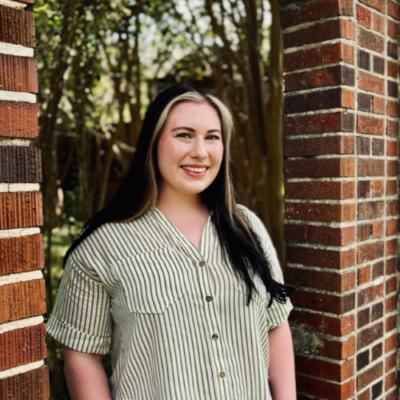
[165,101,221,129]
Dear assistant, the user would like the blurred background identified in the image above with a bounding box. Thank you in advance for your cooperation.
[35,0,285,398]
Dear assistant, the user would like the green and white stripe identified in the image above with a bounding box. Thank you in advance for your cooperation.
[47,204,293,400]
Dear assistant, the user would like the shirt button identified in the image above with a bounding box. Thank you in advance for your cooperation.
[212,333,219,341]
[219,371,226,378]
[205,296,212,302]
[198,261,205,267]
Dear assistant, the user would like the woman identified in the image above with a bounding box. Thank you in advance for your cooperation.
[47,85,296,400]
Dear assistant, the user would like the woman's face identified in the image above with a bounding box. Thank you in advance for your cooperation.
[156,101,224,199]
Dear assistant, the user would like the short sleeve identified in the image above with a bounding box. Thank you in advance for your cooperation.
[239,205,294,330]
[46,255,112,354]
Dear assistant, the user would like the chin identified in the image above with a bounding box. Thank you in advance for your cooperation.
[178,183,210,194]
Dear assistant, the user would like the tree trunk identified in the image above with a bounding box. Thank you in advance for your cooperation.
[266,0,286,269]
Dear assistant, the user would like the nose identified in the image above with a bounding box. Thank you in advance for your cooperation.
[190,136,208,159]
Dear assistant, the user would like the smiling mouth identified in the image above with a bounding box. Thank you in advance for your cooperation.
[181,166,209,172]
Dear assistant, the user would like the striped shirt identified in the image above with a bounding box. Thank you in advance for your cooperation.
[47,203,293,400]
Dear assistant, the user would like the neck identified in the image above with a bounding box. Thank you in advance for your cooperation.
[155,186,207,215]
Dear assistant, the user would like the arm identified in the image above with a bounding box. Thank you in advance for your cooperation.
[268,320,296,400]
[63,345,112,400]
[240,207,296,397]
[46,256,113,398]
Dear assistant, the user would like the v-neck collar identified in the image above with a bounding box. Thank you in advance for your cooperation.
[148,204,212,261]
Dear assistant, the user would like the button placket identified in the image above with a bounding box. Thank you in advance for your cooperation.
[198,260,229,394]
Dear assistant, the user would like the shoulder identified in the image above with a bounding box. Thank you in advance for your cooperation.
[67,213,156,277]
[236,204,267,237]
[66,221,126,282]
[236,204,279,265]
[236,203,255,222]
[70,222,114,260]
[71,218,139,261]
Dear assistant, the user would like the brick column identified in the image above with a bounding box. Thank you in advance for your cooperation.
[0,0,49,398]
[281,0,400,398]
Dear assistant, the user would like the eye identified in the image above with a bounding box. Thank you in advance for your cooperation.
[207,135,220,140]
[176,133,191,139]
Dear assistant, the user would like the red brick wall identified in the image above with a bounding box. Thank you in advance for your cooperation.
[281,0,400,398]
[0,0,48,398]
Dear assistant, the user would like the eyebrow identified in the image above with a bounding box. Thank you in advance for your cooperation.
[171,126,221,134]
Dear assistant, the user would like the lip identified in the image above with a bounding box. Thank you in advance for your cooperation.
[180,165,209,177]
[181,164,210,168]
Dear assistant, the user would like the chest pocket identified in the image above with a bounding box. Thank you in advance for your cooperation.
[112,247,191,314]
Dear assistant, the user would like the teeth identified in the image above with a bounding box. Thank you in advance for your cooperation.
[182,166,207,172]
